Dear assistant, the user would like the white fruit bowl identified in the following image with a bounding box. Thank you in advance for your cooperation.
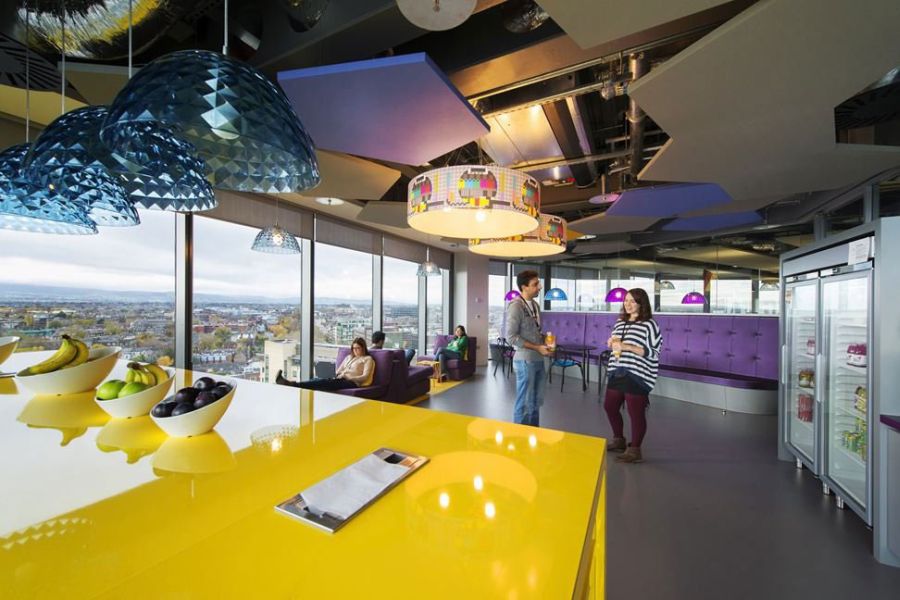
[150,383,237,437]
[94,369,175,418]
[16,347,122,396]
[0,336,20,367]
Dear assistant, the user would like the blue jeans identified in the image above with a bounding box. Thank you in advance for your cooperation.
[435,348,461,375]
[513,359,546,426]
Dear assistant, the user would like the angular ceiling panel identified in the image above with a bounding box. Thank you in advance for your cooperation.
[629,0,900,203]
[278,53,489,165]
[481,106,564,167]
[356,201,408,228]
[605,183,732,217]
[568,214,659,235]
[663,211,762,231]
[536,0,731,49]
[313,150,401,200]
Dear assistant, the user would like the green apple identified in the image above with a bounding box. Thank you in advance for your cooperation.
[97,380,127,401]
[117,381,149,398]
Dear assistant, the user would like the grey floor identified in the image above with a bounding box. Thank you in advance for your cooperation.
[418,366,900,600]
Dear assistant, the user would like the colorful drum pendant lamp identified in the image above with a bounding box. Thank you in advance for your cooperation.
[408,165,540,239]
[26,106,139,227]
[0,144,97,235]
[101,50,320,194]
[469,213,567,257]
[605,287,628,302]
[544,288,568,301]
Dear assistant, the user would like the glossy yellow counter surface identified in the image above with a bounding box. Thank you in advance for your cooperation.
[0,356,606,599]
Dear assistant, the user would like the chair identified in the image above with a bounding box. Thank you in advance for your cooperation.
[593,349,611,397]
[490,337,515,378]
[548,348,585,392]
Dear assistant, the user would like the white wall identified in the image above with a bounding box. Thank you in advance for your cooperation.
[453,252,489,366]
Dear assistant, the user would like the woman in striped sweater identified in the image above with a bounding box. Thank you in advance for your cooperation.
[604,288,662,463]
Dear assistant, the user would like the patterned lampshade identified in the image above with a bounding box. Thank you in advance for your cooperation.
[0,144,97,235]
[251,225,301,254]
[605,287,627,303]
[101,50,320,193]
[408,165,540,238]
[469,213,567,257]
[25,106,139,227]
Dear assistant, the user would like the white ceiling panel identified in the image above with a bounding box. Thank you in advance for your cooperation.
[629,0,900,203]
[481,106,563,167]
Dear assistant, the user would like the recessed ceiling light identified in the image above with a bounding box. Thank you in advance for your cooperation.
[315,197,344,206]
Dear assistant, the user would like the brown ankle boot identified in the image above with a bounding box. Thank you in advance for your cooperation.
[616,446,643,463]
[607,437,627,453]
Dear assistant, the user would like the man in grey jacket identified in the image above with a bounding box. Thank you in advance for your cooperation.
[506,270,552,426]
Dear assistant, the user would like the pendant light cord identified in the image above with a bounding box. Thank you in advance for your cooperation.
[60,0,65,115]
[222,0,229,56]
[24,1,30,142]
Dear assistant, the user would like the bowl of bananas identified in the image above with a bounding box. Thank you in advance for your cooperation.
[94,363,175,418]
[15,336,121,395]
[0,336,20,367]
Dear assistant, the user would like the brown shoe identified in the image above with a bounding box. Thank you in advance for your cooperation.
[616,446,643,463]
[607,437,627,453]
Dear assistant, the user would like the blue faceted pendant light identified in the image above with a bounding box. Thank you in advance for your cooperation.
[106,121,217,212]
[26,106,139,227]
[251,225,301,254]
[101,50,321,193]
[544,287,568,301]
[0,144,97,235]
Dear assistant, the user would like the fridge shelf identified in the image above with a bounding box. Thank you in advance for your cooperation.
[834,444,866,467]
[837,363,867,374]
[834,404,866,420]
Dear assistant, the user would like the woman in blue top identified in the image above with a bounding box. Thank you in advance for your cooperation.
[604,288,662,463]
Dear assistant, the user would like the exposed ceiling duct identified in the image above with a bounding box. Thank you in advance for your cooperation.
[627,53,647,178]
[501,0,550,34]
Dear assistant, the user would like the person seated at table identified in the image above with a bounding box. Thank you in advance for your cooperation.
[371,331,386,350]
[277,337,374,391]
[434,325,468,377]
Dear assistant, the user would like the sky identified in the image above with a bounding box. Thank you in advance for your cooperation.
[0,210,427,302]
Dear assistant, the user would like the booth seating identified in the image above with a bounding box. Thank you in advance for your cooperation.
[419,335,478,381]
[541,312,779,414]
[333,347,433,404]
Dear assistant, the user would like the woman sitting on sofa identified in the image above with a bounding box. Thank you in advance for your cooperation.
[434,325,468,376]
[277,337,374,391]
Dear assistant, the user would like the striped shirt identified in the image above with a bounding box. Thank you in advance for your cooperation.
[608,318,662,393]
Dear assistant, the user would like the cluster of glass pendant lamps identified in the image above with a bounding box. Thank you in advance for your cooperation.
[406,164,569,259]
[0,6,318,253]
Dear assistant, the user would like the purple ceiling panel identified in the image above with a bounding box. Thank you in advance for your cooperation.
[604,183,732,217]
[663,211,762,231]
[278,53,490,165]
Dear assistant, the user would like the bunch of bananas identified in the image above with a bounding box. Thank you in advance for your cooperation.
[126,362,168,387]
[17,335,91,376]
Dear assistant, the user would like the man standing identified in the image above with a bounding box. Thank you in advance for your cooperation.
[505,270,552,426]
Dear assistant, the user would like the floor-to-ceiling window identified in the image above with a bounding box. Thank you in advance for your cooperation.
[660,279,706,312]
[488,261,509,340]
[549,265,576,311]
[313,242,373,362]
[0,209,175,362]
[383,256,419,352]
[710,278,753,313]
[192,216,302,382]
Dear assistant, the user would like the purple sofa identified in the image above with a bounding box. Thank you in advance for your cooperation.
[419,335,477,380]
[333,347,433,404]
[541,312,779,413]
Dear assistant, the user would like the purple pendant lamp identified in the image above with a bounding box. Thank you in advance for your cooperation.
[605,287,627,303]
[504,290,521,302]
[681,291,705,305]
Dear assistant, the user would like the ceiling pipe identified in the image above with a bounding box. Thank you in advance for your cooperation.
[627,53,647,178]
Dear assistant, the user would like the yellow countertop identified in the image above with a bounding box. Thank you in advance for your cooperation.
[0,355,606,599]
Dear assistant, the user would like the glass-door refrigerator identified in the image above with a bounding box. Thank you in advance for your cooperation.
[821,267,872,522]
[783,276,820,471]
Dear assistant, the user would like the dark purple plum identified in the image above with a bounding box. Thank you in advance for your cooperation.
[214,384,232,395]
[209,388,226,400]
[151,403,173,418]
[215,381,229,388]
[171,402,195,416]
[174,387,199,403]
[193,391,216,409]
[194,377,216,391]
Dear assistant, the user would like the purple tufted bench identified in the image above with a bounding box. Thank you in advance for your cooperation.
[334,347,432,404]
[541,312,779,414]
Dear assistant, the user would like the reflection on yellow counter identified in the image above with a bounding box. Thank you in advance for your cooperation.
[0,356,606,599]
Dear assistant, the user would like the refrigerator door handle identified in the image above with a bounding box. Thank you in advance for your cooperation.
[815,353,823,403]
[781,344,788,385]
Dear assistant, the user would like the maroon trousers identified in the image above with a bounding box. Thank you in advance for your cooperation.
[603,388,649,447]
